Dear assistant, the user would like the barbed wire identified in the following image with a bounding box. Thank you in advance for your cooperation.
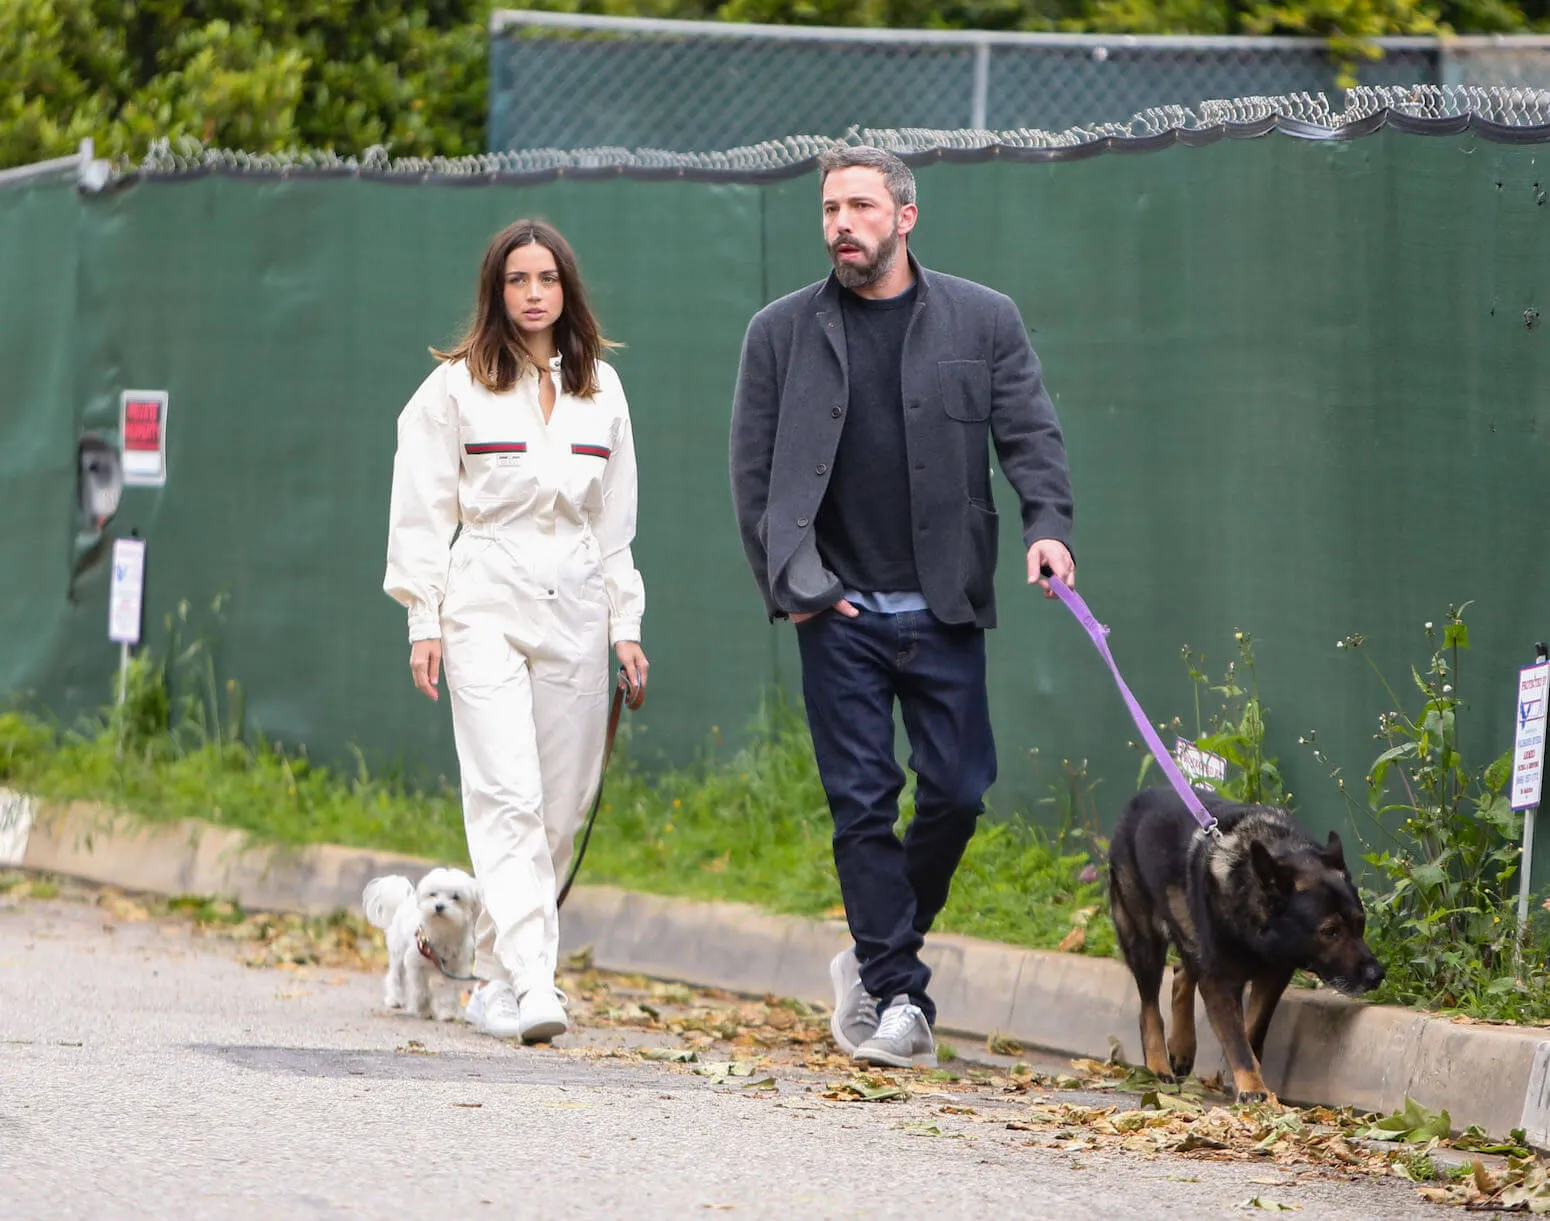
[116,85,1550,186]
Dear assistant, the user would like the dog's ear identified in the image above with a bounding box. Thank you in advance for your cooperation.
[1323,830,1348,874]
[469,879,484,917]
[1250,840,1295,899]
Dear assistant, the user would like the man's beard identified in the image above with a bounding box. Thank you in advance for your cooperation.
[829,228,900,290]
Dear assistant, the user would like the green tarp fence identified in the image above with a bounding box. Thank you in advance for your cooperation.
[2,122,1547,880]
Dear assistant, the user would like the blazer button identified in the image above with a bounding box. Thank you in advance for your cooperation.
[831,406,843,418]
[797,516,810,528]
[815,463,827,475]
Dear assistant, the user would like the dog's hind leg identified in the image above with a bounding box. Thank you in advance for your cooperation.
[1111,872,1173,1080]
[1198,975,1271,1104]
[1166,962,1197,1080]
[1246,966,1293,1064]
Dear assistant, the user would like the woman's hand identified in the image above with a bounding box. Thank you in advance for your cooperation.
[410,639,442,701]
[615,641,649,709]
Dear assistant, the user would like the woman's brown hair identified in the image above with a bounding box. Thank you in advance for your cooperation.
[433,219,613,398]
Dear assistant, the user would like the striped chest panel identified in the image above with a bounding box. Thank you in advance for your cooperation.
[464,441,528,456]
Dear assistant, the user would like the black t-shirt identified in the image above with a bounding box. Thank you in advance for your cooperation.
[815,282,921,594]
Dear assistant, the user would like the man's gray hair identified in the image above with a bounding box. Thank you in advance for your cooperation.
[817,145,917,208]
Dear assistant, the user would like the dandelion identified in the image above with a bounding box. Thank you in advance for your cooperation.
[1442,685,1453,695]
[1425,622,1434,631]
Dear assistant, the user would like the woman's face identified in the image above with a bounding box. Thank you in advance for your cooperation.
[503,242,564,341]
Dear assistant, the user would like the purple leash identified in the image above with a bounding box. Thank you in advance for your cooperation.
[1046,574,1221,839]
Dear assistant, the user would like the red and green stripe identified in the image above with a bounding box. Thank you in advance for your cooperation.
[465,441,527,455]
[571,443,611,460]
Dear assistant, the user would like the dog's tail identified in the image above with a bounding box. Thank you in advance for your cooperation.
[362,875,415,930]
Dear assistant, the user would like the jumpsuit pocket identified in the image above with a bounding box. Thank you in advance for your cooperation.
[441,619,521,692]
[443,536,496,610]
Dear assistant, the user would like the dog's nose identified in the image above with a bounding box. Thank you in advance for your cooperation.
[1365,960,1385,989]
[434,903,446,915]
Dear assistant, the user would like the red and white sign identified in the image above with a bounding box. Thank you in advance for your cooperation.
[120,390,168,486]
[1512,661,1550,811]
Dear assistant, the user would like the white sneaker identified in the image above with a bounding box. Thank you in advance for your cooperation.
[853,995,937,1068]
[518,986,569,1044]
[466,981,524,1038]
[828,948,880,1055]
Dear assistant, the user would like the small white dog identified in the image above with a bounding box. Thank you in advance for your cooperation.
[362,867,481,1021]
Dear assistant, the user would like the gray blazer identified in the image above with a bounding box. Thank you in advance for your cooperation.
[730,259,1074,628]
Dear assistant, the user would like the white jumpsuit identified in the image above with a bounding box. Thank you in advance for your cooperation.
[383,355,645,996]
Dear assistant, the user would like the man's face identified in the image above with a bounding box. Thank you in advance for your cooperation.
[822,167,917,290]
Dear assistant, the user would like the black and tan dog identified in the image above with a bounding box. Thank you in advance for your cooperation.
[1108,788,1384,1102]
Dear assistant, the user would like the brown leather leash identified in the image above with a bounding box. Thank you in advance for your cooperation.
[415,926,480,981]
[556,668,636,910]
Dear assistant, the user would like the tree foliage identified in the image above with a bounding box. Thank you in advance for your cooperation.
[2,0,489,167]
[3,0,1546,169]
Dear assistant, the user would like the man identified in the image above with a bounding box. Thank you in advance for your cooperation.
[729,145,1076,1068]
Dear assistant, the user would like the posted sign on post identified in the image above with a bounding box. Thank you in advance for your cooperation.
[1512,661,1549,812]
[1174,737,1228,792]
[120,390,169,486]
[108,537,146,646]
[109,536,146,709]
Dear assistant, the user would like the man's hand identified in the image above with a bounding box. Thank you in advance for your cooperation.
[410,639,442,701]
[791,598,860,625]
[1028,539,1075,599]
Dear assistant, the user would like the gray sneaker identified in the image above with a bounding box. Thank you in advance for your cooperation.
[853,995,937,1068]
[828,948,880,1055]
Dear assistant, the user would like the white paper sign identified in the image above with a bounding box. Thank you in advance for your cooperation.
[1174,737,1228,790]
[120,390,169,486]
[109,537,147,646]
[0,788,35,867]
[1512,661,1550,811]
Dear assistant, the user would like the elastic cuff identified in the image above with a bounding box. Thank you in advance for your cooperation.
[609,619,641,646]
[407,613,442,643]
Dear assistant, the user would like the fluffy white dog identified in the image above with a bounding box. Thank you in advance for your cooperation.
[362,867,481,1021]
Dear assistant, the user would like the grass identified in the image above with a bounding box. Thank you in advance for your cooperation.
[0,652,1114,958]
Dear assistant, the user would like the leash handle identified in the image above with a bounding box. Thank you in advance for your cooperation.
[1045,575,1220,837]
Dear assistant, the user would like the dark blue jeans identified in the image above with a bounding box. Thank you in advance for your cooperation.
[796,608,997,1025]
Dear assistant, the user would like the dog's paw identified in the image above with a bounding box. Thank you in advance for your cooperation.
[1235,1090,1269,1105]
[1169,1054,1195,1079]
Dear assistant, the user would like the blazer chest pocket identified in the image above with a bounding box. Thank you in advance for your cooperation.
[938,360,991,422]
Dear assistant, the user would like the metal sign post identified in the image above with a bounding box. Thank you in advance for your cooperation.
[1512,643,1550,962]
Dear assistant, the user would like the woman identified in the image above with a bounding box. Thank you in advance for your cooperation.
[384,219,648,1043]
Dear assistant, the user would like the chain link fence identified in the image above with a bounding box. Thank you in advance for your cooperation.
[488,11,1550,152]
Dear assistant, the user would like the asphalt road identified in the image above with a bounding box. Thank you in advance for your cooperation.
[0,883,1438,1220]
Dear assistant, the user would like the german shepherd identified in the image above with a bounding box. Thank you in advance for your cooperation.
[1108,788,1385,1102]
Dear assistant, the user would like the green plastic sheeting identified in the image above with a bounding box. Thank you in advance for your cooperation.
[3,132,1547,877]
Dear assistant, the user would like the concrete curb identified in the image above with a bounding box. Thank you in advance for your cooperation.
[5,788,1549,1145]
